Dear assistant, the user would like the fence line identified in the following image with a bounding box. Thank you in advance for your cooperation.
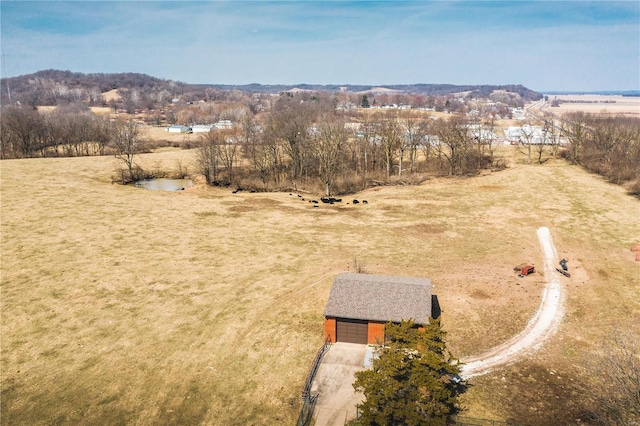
[297,339,332,426]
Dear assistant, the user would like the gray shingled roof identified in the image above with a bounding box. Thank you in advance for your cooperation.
[324,272,432,325]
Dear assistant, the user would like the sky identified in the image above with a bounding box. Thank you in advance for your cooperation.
[1,1,639,92]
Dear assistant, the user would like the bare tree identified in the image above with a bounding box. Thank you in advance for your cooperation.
[93,117,111,156]
[420,120,437,171]
[313,118,348,196]
[240,115,271,188]
[217,129,240,185]
[561,112,588,164]
[518,121,539,164]
[261,118,287,186]
[377,115,401,179]
[483,114,498,165]
[543,115,561,158]
[196,131,222,185]
[354,115,379,184]
[111,119,144,182]
[434,116,470,176]
[0,106,45,158]
[398,117,424,176]
[241,125,273,189]
[268,95,316,181]
[402,116,429,174]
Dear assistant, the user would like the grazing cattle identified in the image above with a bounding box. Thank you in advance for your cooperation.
[353,199,359,204]
[313,205,319,208]
[298,194,302,198]
[321,197,342,204]
[362,200,368,204]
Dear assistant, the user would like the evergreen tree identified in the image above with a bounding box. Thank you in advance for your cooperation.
[361,95,370,108]
[353,319,466,425]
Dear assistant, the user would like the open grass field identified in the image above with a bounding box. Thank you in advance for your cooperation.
[2,147,639,424]
[543,94,640,117]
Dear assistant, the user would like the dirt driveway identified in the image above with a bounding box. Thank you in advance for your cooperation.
[311,343,369,426]
[311,227,566,424]
[461,227,566,377]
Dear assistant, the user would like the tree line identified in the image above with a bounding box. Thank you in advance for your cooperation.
[8,92,638,197]
[2,93,508,192]
[1,104,112,159]
[194,94,504,195]
[0,104,152,184]
[1,69,541,108]
[561,112,640,195]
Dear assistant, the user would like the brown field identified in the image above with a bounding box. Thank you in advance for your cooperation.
[90,107,113,115]
[101,89,122,102]
[1,147,639,424]
[542,94,640,116]
[35,106,57,113]
[144,126,204,146]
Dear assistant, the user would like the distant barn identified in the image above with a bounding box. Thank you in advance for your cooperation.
[324,273,434,345]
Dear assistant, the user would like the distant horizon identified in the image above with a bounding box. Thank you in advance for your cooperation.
[4,68,639,96]
[1,1,638,93]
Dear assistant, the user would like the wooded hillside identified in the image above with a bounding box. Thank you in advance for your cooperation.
[0,70,542,107]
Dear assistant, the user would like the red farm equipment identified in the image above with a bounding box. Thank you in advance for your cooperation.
[514,264,535,278]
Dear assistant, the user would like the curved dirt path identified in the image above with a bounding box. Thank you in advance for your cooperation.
[460,227,565,378]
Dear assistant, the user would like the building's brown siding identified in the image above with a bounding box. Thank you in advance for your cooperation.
[367,321,385,345]
[324,318,336,343]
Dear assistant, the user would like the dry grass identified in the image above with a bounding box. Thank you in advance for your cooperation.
[90,107,112,115]
[537,94,640,117]
[2,146,639,424]
[101,89,121,102]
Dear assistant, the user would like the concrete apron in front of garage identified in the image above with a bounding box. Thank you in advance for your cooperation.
[311,342,374,426]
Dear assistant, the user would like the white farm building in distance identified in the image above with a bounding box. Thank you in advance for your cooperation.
[166,125,191,133]
[191,125,213,133]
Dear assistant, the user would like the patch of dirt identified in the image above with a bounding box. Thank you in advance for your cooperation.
[470,289,492,299]
[478,185,508,191]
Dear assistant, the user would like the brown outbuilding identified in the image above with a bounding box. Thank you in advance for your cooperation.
[323,272,433,345]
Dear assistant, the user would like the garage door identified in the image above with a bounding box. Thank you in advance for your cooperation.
[336,319,368,344]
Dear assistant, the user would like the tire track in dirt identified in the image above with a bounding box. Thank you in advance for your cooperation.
[460,227,565,378]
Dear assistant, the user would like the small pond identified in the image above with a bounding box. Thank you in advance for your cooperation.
[134,178,193,191]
